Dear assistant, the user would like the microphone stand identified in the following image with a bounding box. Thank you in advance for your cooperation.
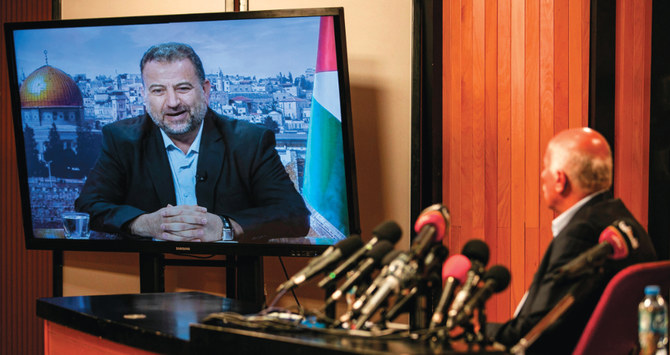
[461,299,488,350]
[476,301,490,347]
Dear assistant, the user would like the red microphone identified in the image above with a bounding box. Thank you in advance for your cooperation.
[430,254,472,327]
[552,219,638,281]
[410,204,450,259]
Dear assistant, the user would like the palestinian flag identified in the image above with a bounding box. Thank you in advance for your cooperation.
[304,16,349,236]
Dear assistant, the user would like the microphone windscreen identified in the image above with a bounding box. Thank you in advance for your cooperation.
[461,239,490,266]
[442,254,472,284]
[483,265,511,292]
[599,219,635,260]
[372,221,402,244]
[382,250,403,266]
[337,235,364,256]
[414,204,451,242]
[366,241,394,263]
[430,244,449,260]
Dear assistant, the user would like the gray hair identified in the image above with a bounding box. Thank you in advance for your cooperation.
[140,42,206,83]
[548,140,613,193]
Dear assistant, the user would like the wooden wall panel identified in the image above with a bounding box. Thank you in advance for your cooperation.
[442,0,591,322]
[614,0,652,227]
[443,0,652,323]
[1,0,53,354]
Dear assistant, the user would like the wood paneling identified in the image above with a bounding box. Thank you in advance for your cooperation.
[443,0,652,323]
[1,0,53,354]
[614,0,652,227]
[442,0,590,322]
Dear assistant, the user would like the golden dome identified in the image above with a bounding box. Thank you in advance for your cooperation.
[19,65,83,108]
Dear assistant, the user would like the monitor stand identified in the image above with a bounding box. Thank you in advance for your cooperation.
[139,253,265,307]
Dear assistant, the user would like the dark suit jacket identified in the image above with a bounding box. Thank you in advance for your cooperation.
[75,109,310,240]
[489,191,657,354]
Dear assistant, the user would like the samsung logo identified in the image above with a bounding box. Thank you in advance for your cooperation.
[175,247,191,251]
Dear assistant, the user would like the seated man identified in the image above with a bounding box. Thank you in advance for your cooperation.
[487,128,657,354]
[75,42,309,242]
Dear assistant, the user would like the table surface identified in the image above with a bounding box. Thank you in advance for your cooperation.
[37,291,258,354]
[38,292,508,355]
[191,323,504,355]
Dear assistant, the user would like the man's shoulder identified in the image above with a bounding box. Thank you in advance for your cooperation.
[209,112,272,141]
[578,195,633,228]
[556,194,629,244]
[102,115,152,141]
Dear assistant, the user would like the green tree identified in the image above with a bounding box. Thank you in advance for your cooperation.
[76,123,101,178]
[262,116,280,133]
[23,125,47,177]
[43,122,76,178]
[43,122,63,166]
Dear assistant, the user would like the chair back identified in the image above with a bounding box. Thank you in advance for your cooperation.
[572,260,670,355]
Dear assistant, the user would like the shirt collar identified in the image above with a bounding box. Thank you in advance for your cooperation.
[551,190,606,237]
[159,121,204,155]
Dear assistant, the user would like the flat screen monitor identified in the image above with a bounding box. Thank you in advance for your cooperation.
[4,7,359,256]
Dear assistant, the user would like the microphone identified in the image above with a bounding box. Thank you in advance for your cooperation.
[324,240,394,307]
[196,171,207,182]
[552,219,638,282]
[410,204,451,259]
[461,238,490,274]
[446,239,490,329]
[277,235,363,292]
[336,250,403,327]
[430,254,472,327]
[377,245,448,324]
[452,265,511,327]
[351,204,450,325]
[354,252,417,329]
[351,250,403,309]
[318,220,401,289]
[422,244,450,279]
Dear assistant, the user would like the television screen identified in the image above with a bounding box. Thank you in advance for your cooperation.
[4,7,359,256]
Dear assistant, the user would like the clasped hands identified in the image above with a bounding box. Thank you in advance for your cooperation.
[129,204,223,242]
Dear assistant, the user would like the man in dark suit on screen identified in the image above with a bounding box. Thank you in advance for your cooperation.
[487,128,656,354]
[75,42,309,242]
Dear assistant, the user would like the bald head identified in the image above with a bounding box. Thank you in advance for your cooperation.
[546,128,612,194]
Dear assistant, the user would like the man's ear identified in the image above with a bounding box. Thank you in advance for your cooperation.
[202,80,212,104]
[555,170,569,194]
[141,85,147,103]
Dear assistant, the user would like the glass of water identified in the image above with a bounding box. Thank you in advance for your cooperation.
[62,212,90,239]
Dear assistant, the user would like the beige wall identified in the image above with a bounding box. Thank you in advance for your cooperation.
[60,0,412,303]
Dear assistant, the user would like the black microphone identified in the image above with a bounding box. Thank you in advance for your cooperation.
[378,245,449,324]
[277,235,363,292]
[354,252,417,329]
[318,220,401,289]
[336,250,403,327]
[446,239,490,329]
[196,171,207,182]
[422,244,450,279]
[452,264,511,327]
[552,219,638,282]
[461,238,490,274]
[324,241,394,307]
[351,250,403,309]
[430,254,472,328]
[410,204,451,259]
[354,241,450,329]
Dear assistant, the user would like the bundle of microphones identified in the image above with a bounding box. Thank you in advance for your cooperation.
[202,201,641,350]
[271,203,512,344]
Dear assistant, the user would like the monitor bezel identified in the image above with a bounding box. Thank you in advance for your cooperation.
[4,7,360,257]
